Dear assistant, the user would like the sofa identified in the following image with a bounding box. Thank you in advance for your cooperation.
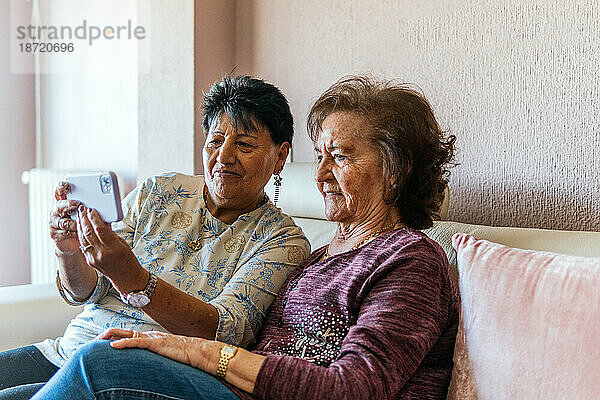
[1,162,599,398]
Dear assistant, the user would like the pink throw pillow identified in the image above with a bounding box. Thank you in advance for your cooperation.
[451,233,600,399]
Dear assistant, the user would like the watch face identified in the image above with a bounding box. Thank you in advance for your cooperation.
[222,345,237,356]
[129,293,150,308]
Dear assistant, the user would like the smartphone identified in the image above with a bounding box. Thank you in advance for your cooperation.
[65,172,124,223]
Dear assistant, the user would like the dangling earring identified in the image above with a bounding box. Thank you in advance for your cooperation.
[273,174,282,206]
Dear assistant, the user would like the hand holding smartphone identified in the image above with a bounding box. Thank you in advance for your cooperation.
[65,172,123,223]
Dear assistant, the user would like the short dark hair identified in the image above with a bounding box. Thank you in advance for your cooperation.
[307,75,456,230]
[202,75,294,145]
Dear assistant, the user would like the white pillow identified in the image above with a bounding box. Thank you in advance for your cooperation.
[451,233,600,400]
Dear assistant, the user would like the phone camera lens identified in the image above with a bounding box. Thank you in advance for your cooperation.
[100,175,112,193]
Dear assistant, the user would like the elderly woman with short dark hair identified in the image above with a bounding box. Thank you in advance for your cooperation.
[0,76,310,400]
[32,75,458,400]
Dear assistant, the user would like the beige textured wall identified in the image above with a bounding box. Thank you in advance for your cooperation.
[234,0,600,231]
[138,0,237,181]
[194,0,236,174]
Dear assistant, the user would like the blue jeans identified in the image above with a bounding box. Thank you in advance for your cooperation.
[0,345,59,400]
[31,340,240,400]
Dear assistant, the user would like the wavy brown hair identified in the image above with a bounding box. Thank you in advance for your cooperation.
[307,75,456,229]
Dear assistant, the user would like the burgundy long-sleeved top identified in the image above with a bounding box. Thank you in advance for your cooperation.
[228,227,459,400]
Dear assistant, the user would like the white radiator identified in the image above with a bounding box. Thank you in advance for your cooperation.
[21,168,99,284]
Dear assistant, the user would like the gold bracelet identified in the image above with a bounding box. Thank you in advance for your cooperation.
[216,345,238,379]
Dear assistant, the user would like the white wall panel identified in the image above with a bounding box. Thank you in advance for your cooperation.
[39,0,139,188]
[0,0,35,286]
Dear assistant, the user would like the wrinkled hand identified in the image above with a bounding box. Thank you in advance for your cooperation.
[48,182,81,256]
[98,328,221,373]
[75,204,140,281]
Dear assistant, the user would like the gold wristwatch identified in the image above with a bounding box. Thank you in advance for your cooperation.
[216,345,238,379]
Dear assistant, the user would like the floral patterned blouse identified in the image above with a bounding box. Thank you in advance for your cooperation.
[36,173,310,367]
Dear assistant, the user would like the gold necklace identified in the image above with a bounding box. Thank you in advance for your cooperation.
[323,220,402,260]
[188,186,218,251]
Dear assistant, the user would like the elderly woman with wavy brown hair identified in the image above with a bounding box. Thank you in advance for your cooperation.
[32,76,458,400]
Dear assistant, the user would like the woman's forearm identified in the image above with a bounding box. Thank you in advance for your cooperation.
[82,244,218,339]
[56,249,98,301]
[107,330,265,394]
[225,347,265,393]
[140,277,219,339]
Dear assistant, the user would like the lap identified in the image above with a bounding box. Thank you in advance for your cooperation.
[0,383,46,400]
[34,341,240,400]
[0,346,57,390]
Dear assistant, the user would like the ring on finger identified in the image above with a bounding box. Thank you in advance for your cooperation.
[59,217,70,230]
[58,210,71,219]
[79,244,93,253]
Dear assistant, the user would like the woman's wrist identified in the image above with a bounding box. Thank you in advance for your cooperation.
[56,269,99,304]
[54,246,80,258]
[109,261,149,295]
[185,339,262,393]
[55,248,98,299]
[222,346,265,394]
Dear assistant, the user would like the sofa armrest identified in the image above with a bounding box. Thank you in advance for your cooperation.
[0,284,82,352]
